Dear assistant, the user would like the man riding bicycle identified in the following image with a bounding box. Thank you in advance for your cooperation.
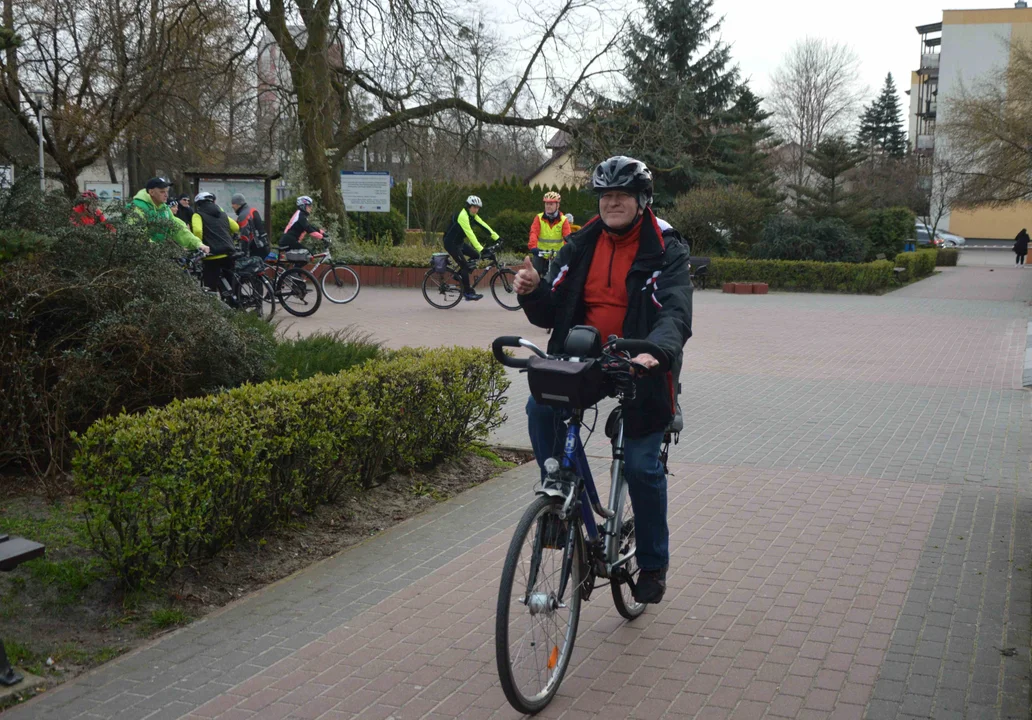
[191,192,240,292]
[442,195,499,301]
[513,156,693,604]
[528,190,571,275]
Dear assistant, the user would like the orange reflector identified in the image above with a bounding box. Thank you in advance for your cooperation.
[548,646,559,669]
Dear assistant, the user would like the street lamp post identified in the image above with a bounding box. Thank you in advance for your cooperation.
[32,91,44,191]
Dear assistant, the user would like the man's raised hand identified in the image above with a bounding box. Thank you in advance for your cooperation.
[514,255,540,295]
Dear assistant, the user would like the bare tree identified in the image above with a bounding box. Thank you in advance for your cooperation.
[923,151,965,237]
[941,40,1032,207]
[252,0,620,228]
[0,0,244,197]
[768,37,865,190]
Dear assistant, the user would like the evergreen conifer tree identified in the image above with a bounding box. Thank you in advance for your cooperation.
[856,73,908,158]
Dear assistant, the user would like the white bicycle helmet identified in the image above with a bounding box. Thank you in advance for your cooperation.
[296,195,314,209]
[466,195,483,207]
[194,191,215,203]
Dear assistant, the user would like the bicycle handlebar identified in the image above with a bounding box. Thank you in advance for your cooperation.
[491,335,669,374]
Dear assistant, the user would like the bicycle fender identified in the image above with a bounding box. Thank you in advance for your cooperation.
[534,486,567,501]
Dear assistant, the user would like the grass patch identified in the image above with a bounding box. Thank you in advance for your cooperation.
[410,481,448,502]
[270,327,383,381]
[0,498,90,551]
[469,445,517,469]
[148,608,189,630]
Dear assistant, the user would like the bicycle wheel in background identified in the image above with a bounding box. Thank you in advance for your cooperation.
[490,268,521,311]
[275,267,322,317]
[610,473,646,620]
[496,495,582,715]
[422,269,463,309]
[321,264,361,304]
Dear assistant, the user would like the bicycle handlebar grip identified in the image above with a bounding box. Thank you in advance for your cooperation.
[610,339,670,373]
[492,336,530,369]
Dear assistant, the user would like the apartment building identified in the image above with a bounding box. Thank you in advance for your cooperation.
[910,3,1032,240]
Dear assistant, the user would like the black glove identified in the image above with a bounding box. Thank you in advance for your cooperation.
[469,248,481,260]
[530,248,541,258]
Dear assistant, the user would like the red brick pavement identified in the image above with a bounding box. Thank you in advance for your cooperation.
[180,464,942,720]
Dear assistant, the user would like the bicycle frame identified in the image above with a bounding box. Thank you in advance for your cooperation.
[542,409,632,579]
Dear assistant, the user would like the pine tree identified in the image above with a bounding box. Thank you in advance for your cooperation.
[791,136,864,222]
[715,87,782,205]
[584,0,742,203]
[856,73,908,158]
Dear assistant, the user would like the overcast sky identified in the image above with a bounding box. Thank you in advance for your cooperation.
[716,0,1011,107]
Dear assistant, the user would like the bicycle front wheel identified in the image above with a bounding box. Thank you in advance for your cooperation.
[422,269,463,309]
[276,267,322,317]
[490,268,521,311]
[320,264,360,304]
[610,474,646,620]
[496,495,582,715]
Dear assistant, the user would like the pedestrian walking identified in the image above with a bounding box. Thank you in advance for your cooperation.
[1014,228,1029,266]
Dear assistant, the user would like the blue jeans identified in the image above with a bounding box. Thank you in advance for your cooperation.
[526,396,669,571]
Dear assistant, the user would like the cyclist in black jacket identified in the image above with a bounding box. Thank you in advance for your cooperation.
[513,156,693,604]
[280,195,324,250]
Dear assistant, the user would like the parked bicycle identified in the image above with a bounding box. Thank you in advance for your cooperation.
[491,329,681,714]
[180,250,276,320]
[422,244,519,310]
[308,237,361,304]
[264,245,323,317]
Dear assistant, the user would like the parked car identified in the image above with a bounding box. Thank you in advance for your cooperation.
[915,220,966,247]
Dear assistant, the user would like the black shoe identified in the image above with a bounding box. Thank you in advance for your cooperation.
[633,568,667,604]
[464,292,483,301]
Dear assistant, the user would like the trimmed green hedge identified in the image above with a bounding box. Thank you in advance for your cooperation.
[893,250,937,281]
[707,258,895,293]
[935,248,959,267]
[73,348,509,588]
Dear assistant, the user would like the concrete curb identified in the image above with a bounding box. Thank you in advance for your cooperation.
[1025,320,1032,387]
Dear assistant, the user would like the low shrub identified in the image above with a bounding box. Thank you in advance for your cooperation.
[1,184,275,478]
[864,207,915,260]
[893,250,937,281]
[271,328,383,381]
[666,185,772,257]
[487,209,538,253]
[707,258,895,293]
[336,241,521,268]
[73,347,509,588]
[348,208,406,245]
[751,215,869,263]
[935,248,959,267]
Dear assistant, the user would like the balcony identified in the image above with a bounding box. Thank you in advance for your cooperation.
[920,100,937,118]
[920,53,940,75]
[915,134,935,155]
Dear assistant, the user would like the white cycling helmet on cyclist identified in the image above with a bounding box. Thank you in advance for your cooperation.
[296,195,314,209]
[466,195,483,208]
[194,191,215,204]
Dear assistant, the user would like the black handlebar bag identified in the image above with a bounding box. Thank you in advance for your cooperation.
[527,356,606,409]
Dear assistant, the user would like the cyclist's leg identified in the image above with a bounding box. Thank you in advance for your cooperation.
[201,257,224,291]
[622,430,668,573]
[526,396,569,481]
[443,239,472,293]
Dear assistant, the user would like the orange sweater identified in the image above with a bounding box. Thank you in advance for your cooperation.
[583,220,641,341]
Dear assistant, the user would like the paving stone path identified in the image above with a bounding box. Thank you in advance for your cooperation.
[7,253,1031,719]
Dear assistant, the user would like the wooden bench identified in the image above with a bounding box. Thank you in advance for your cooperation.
[875,254,907,284]
[689,256,710,289]
[0,534,45,687]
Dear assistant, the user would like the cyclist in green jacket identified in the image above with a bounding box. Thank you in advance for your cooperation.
[442,195,499,301]
[127,177,208,253]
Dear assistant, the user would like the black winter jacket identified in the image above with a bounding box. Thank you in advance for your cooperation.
[518,207,693,438]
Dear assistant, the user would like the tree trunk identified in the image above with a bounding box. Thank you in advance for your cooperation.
[2,0,16,107]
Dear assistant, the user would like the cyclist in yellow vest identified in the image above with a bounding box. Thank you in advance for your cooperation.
[528,191,571,274]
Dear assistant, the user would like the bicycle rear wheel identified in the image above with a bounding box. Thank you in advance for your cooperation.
[320,264,361,304]
[276,267,322,317]
[490,268,521,311]
[496,495,582,715]
[610,475,646,620]
[422,269,463,309]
